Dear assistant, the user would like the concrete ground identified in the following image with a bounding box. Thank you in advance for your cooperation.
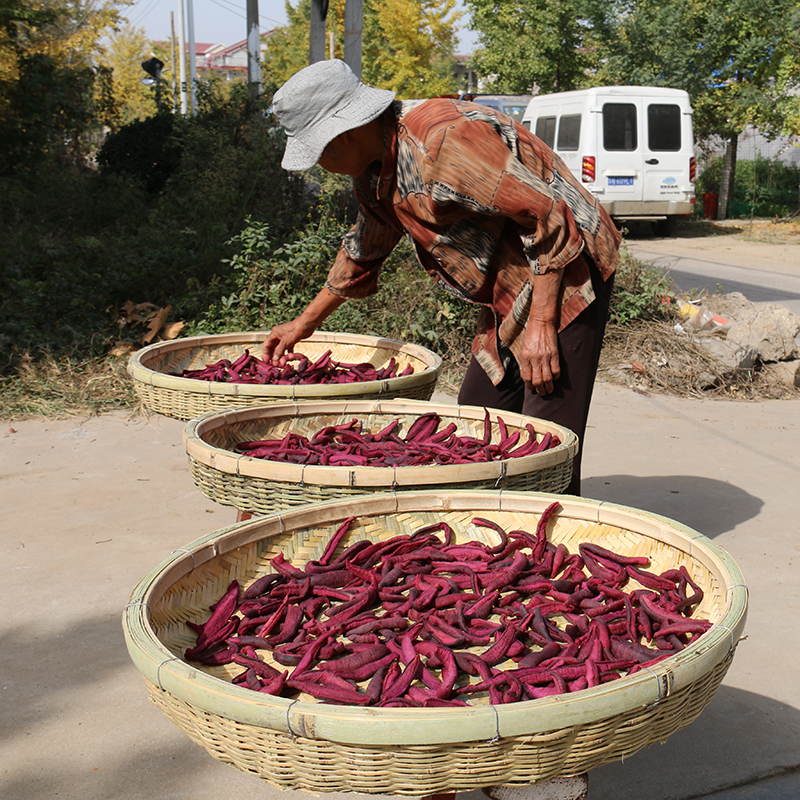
[2,381,799,800]
[624,220,800,316]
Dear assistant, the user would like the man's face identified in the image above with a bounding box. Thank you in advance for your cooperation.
[317,126,380,176]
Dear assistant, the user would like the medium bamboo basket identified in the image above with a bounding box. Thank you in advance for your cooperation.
[128,331,443,421]
[123,491,747,795]
[184,400,578,515]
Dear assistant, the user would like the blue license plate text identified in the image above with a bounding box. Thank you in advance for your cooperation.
[608,177,634,186]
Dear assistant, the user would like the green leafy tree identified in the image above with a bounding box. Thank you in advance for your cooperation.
[463,0,616,93]
[362,0,461,97]
[262,0,318,86]
[103,22,157,126]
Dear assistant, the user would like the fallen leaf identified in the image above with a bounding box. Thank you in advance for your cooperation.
[141,304,172,344]
[159,320,186,340]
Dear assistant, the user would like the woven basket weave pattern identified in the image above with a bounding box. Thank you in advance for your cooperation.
[125,496,745,794]
[129,333,441,421]
[185,403,577,514]
[144,659,729,794]
[189,459,574,514]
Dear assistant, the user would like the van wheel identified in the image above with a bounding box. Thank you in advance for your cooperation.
[651,217,678,237]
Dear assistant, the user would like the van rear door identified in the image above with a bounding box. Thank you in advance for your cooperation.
[641,100,692,205]
[598,98,643,206]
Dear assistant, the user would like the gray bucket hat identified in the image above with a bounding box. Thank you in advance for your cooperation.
[272,59,396,172]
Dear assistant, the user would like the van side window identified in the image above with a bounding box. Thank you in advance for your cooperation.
[648,104,681,151]
[603,103,637,151]
[557,114,581,150]
[535,116,556,148]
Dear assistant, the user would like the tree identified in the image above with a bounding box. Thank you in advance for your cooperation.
[599,0,800,218]
[262,0,318,87]
[362,0,461,97]
[0,0,127,171]
[263,0,462,97]
[464,0,615,94]
[103,22,157,127]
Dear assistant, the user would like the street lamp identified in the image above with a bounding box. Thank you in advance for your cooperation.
[141,57,165,112]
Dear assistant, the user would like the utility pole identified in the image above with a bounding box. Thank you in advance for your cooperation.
[186,0,198,115]
[309,0,326,64]
[170,12,177,113]
[247,0,262,99]
[178,0,188,114]
[344,0,362,78]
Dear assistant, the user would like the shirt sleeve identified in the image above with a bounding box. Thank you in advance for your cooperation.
[324,207,405,299]
[422,116,598,275]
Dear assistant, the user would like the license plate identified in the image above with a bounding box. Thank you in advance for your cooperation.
[608,177,634,186]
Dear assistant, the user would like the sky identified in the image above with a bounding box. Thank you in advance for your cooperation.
[127,0,478,54]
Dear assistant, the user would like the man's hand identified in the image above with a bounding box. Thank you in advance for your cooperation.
[261,285,347,363]
[519,269,564,395]
[519,319,560,395]
[262,318,314,364]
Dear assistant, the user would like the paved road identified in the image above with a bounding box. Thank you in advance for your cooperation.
[624,223,800,316]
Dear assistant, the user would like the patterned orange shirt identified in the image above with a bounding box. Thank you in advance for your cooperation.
[325,98,622,384]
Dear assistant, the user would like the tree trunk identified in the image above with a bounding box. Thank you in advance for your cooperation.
[716,133,738,221]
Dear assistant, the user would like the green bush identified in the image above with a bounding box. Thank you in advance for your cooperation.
[188,214,478,361]
[0,86,311,372]
[95,113,182,194]
[696,155,800,218]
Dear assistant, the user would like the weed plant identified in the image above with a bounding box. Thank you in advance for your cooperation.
[607,245,673,325]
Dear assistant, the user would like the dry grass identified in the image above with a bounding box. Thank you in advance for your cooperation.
[599,320,800,400]
[0,353,143,421]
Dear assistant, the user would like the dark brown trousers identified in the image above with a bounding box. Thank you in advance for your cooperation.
[457,263,614,496]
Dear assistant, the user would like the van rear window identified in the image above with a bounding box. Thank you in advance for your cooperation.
[557,114,581,150]
[648,104,681,151]
[603,103,637,151]
[535,116,556,148]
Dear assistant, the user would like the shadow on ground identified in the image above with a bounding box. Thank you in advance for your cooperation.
[622,219,746,241]
[581,474,763,537]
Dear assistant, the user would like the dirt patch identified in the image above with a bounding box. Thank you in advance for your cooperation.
[676,217,800,245]
[629,216,800,246]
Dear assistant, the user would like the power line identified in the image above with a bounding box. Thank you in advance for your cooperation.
[207,0,283,32]
[128,0,160,27]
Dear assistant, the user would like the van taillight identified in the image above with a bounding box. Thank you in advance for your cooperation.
[689,156,696,183]
[582,156,595,183]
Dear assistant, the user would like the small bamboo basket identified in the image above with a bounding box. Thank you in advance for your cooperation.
[184,400,579,515]
[123,491,747,796]
[128,331,443,421]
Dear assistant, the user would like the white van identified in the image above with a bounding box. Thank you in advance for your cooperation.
[521,86,696,234]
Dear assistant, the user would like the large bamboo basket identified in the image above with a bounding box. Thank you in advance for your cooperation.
[128,331,443,421]
[184,400,579,515]
[123,491,747,796]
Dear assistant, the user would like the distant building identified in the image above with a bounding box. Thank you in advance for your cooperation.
[150,37,272,83]
[201,38,271,81]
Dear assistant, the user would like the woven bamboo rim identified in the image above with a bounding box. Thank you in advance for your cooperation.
[127,331,443,421]
[123,491,747,794]
[183,400,579,513]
